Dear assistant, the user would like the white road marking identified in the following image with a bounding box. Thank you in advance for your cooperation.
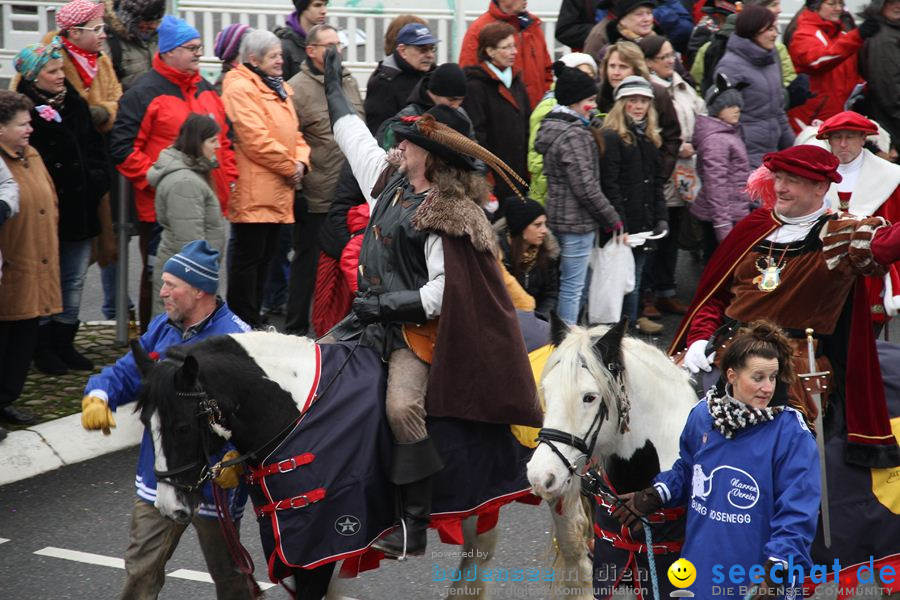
[33,547,282,592]
[34,546,124,569]
[167,569,275,590]
[0,538,9,544]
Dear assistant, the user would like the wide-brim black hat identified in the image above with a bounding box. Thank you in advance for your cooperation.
[391,104,528,195]
[392,105,478,171]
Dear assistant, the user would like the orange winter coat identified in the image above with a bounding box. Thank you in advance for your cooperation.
[458,2,553,110]
[222,65,311,224]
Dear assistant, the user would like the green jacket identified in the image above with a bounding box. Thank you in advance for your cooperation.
[527,90,557,204]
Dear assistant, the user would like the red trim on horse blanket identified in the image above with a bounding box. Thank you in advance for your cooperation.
[249,342,540,585]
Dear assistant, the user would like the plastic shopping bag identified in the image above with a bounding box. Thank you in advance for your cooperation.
[588,235,635,324]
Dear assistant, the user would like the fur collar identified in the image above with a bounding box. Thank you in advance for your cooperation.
[413,190,498,255]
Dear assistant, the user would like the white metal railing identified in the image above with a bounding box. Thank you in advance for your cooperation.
[0,1,801,88]
[0,1,561,87]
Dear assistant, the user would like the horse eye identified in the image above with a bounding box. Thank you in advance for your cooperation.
[583,394,598,404]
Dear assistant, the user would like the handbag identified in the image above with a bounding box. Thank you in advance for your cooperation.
[674,157,701,204]
[587,236,635,324]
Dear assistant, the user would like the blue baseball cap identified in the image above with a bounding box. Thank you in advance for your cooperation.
[396,23,439,46]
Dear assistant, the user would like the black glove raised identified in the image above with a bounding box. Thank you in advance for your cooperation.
[858,18,880,39]
[324,47,356,126]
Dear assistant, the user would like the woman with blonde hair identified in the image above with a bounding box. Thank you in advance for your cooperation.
[599,76,667,334]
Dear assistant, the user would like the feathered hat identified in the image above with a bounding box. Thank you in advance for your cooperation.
[392,104,527,197]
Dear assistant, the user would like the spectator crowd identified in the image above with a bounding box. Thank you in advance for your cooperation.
[0,0,898,597]
[0,0,899,438]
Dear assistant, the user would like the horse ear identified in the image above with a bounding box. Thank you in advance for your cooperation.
[549,310,569,347]
[177,355,200,389]
[593,318,628,367]
[131,340,155,378]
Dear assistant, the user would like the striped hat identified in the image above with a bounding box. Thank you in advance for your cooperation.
[614,75,654,101]
[214,23,251,63]
[163,240,220,293]
[56,0,105,32]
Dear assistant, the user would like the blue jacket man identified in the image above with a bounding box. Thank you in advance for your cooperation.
[81,240,253,600]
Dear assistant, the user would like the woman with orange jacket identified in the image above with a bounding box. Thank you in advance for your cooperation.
[222,29,310,328]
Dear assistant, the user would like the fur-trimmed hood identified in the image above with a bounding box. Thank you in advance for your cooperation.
[412,190,499,255]
[104,0,133,40]
[492,217,561,259]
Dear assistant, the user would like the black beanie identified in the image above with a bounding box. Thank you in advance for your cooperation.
[553,61,598,107]
[505,198,546,236]
[428,63,468,98]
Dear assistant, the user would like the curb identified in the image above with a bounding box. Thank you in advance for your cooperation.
[0,410,143,487]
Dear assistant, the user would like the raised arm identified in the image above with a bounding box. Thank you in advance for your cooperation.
[324,48,388,206]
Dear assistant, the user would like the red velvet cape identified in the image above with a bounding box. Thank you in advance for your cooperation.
[669,208,900,468]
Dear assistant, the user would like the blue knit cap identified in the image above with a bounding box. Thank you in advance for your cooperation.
[157,15,201,54]
[163,240,219,293]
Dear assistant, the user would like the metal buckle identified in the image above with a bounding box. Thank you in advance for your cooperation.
[277,458,297,473]
[288,495,310,509]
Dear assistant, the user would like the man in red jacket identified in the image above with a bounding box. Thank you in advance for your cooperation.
[458,0,553,109]
[110,15,238,333]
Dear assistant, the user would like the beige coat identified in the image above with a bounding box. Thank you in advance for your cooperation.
[0,145,61,321]
[287,61,364,214]
[222,65,311,224]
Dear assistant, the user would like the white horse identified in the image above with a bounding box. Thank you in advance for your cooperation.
[527,317,698,599]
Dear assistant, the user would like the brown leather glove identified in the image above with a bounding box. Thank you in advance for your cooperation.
[611,486,662,530]
[754,560,784,598]
[212,450,245,489]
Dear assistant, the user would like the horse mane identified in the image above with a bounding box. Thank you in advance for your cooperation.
[135,356,184,436]
[544,323,696,469]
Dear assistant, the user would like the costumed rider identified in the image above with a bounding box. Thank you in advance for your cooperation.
[617,321,820,599]
[322,47,542,559]
[814,111,900,335]
[80,240,254,600]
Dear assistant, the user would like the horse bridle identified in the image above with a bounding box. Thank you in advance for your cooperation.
[536,360,628,488]
[153,387,233,493]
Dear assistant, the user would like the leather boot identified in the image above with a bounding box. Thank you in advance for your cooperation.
[372,437,444,559]
[53,321,94,371]
[33,323,68,375]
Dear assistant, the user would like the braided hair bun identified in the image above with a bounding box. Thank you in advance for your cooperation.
[721,319,795,384]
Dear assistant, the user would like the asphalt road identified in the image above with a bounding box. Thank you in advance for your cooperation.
[0,447,555,600]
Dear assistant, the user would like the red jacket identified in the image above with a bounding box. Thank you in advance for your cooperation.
[787,9,862,132]
[340,203,370,294]
[109,55,239,222]
[458,2,553,110]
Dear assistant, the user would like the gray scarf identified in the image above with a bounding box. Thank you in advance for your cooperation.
[706,385,783,439]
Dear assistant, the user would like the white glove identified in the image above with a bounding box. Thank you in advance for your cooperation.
[682,339,715,374]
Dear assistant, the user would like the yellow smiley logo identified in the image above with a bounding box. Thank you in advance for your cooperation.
[668,558,697,589]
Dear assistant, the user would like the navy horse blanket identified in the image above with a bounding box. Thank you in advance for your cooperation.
[247,341,539,584]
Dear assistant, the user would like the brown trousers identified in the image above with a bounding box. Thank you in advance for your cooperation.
[386,348,430,443]
[119,499,253,600]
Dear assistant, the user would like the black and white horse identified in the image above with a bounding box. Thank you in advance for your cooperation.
[134,331,534,599]
[526,317,697,599]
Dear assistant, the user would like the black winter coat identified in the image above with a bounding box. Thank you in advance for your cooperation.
[555,0,597,50]
[462,64,531,205]
[495,218,560,318]
[599,124,667,241]
[18,78,109,242]
[598,80,682,180]
[364,53,431,134]
[274,25,306,81]
[318,161,365,260]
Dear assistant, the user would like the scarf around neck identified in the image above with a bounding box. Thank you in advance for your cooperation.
[706,385,783,439]
[61,37,98,88]
[485,61,513,88]
[244,63,288,101]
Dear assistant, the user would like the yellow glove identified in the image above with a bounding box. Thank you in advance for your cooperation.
[81,395,116,435]
[212,450,245,489]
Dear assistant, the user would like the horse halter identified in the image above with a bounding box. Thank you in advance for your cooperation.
[153,386,229,493]
[536,360,629,480]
